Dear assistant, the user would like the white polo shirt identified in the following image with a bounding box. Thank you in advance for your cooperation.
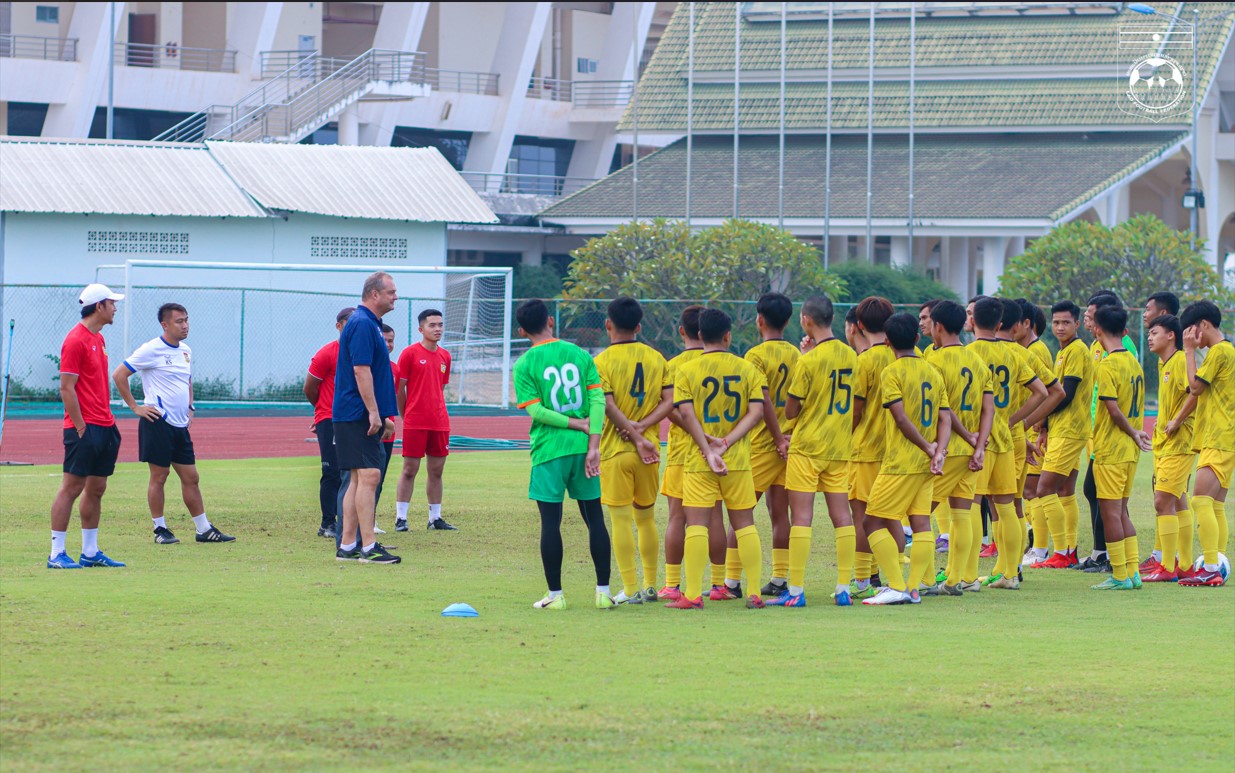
[124,337,193,428]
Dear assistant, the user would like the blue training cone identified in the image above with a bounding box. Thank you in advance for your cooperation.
[441,603,478,618]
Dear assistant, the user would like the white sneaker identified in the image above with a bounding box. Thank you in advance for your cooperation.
[959,580,982,593]
[373,524,386,535]
[1021,548,1045,566]
[612,590,643,605]
[533,593,566,610]
[861,587,912,606]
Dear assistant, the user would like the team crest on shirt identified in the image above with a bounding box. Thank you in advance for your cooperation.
[183,352,190,363]
[440,362,447,373]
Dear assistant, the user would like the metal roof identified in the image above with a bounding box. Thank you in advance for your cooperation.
[0,137,267,218]
[205,142,498,224]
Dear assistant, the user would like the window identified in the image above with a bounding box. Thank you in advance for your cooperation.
[506,137,574,195]
[36,5,59,23]
[87,231,189,255]
[576,57,597,74]
[310,236,408,260]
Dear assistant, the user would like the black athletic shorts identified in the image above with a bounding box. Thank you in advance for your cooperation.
[138,415,196,467]
[333,419,384,470]
[63,424,122,478]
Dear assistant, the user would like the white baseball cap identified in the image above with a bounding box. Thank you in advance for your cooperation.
[79,283,125,306]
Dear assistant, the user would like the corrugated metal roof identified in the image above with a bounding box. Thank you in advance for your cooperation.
[0,137,268,217]
[205,142,498,224]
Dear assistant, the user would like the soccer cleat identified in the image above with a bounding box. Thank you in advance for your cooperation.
[1091,577,1134,590]
[767,590,806,607]
[153,526,180,544]
[595,592,617,609]
[642,587,659,603]
[979,543,998,559]
[612,590,643,605]
[935,570,949,584]
[1179,568,1226,587]
[935,535,949,554]
[1176,565,1200,581]
[833,587,852,607]
[47,552,82,569]
[906,588,921,604]
[1142,566,1178,583]
[427,518,459,531]
[1130,572,1143,589]
[336,547,361,561]
[1032,552,1071,569]
[360,544,401,564]
[317,525,336,539]
[1066,550,1081,567]
[1072,556,1096,571]
[861,587,912,606]
[851,584,878,600]
[959,580,982,593]
[710,584,741,601]
[745,594,766,609]
[1138,556,1162,573]
[665,595,704,610]
[990,576,1020,590]
[373,524,386,535]
[657,585,683,602]
[395,519,409,532]
[1082,557,1112,574]
[980,573,1003,586]
[195,526,236,543]
[1021,548,1046,566]
[918,583,942,597]
[940,583,964,597]
[533,593,566,610]
[79,551,125,568]
[761,579,788,596]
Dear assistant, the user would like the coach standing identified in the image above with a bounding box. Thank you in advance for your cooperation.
[333,272,400,564]
[47,284,127,569]
[304,307,354,539]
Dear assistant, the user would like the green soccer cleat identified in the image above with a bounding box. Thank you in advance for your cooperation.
[851,584,878,599]
[935,570,949,585]
[533,593,567,610]
[1129,572,1143,589]
[980,573,1003,586]
[595,592,617,610]
[1090,577,1134,591]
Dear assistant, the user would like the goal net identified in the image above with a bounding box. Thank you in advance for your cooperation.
[94,260,513,408]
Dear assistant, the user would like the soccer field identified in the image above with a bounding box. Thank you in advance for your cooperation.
[1,452,1232,771]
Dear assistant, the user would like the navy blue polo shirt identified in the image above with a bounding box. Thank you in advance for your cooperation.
[332,305,397,422]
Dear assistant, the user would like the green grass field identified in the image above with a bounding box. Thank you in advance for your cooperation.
[2,452,1233,771]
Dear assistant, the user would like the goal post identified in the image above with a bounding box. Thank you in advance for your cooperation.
[94,259,514,408]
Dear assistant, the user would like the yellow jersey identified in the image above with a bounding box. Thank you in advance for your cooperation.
[744,339,801,455]
[1028,338,1053,371]
[852,343,896,463]
[880,354,950,475]
[928,344,993,459]
[1093,349,1145,464]
[1154,349,1193,455]
[967,338,1036,454]
[1051,338,1095,440]
[673,351,767,473]
[594,340,671,461]
[1195,339,1235,452]
[785,338,858,461]
[664,348,705,465]
[1007,339,1057,437]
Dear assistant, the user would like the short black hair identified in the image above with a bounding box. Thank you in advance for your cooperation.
[968,295,987,306]
[1088,292,1120,310]
[418,308,442,324]
[381,323,394,334]
[855,296,894,333]
[919,299,941,313]
[1016,299,1044,336]
[930,300,967,335]
[885,312,919,351]
[80,302,98,319]
[756,292,793,331]
[698,308,731,344]
[516,299,550,335]
[998,298,1022,331]
[680,305,705,340]
[1094,305,1128,337]
[972,297,1003,330]
[158,303,187,323]
[1051,300,1081,320]
[1180,300,1222,331]
[801,295,835,328]
[1147,291,1180,317]
[607,296,643,332]
[1148,313,1183,350]
[844,307,858,325]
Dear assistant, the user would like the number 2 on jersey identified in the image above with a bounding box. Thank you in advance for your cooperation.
[543,363,583,412]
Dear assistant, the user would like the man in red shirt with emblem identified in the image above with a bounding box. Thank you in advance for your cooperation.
[48,284,127,569]
[395,308,457,531]
[303,307,353,539]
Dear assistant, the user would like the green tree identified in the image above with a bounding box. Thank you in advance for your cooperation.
[831,260,958,305]
[1000,214,1233,308]
[513,263,564,300]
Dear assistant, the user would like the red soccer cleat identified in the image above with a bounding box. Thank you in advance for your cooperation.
[665,595,704,609]
[745,594,766,609]
[658,585,683,602]
[1178,569,1226,587]
[1139,556,1163,574]
[1142,566,1178,583]
[709,585,741,601]
[1066,550,1080,567]
[1032,552,1072,569]
[1176,565,1199,581]
[979,543,999,559]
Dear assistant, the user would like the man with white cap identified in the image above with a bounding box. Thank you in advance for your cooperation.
[47,284,127,569]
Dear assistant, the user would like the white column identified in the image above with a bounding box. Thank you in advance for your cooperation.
[890,236,910,269]
[360,1,431,147]
[42,2,127,138]
[463,2,552,188]
[1197,104,1224,269]
[337,104,359,145]
[228,1,284,81]
[982,236,1007,296]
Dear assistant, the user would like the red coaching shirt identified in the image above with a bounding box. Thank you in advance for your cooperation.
[60,323,115,429]
[307,340,339,425]
[397,342,451,431]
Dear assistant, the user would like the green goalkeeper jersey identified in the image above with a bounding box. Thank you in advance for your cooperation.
[514,338,604,466]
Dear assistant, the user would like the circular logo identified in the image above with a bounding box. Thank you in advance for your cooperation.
[1126,52,1186,114]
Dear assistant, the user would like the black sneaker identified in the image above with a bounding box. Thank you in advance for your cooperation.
[336,546,361,561]
[761,579,788,596]
[195,526,236,543]
[395,519,409,532]
[360,544,401,564]
[318,525,337,539]
[427,518,458,531]
[1072,556,1097,571]
[153,526,179,544]
[1084,557,1112,574]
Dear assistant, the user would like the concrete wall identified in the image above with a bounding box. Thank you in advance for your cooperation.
[9,1,75,39]
[270,1,322,55]
[436,1,505,74]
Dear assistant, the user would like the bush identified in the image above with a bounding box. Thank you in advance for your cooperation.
[831,261,958,305]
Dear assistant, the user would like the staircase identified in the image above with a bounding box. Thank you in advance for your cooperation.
[154,49,427,144]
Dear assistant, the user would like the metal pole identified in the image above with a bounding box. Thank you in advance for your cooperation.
[686,2,694,245]
[865,4,874,262]
[238,289,246,399]
[123,259,131,363]
[734,2,740,219]
[778,1,786,230]
[500,269,513,409]
[632,3,639,222]
[908,3,915,264]
[1190,9,1198,252]
[824,4,832,270]
[107,2,115,139]
[0,320,13,453]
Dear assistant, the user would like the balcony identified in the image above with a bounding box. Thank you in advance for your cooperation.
[460,171,595,199]
[0,33,77,61]
[526,78,633,108]
[425,68,500,96]
[261,51,498,96]
[115,41,237,73]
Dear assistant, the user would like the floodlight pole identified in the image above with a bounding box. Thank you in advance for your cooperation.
[778,1,786,230]
[686,1,693,243]
[824,4,832,270]
[865,4,874,262]
[908,3,916,262]
[107,2,115,139]
[734,2,740,219]
[632,4,639,223]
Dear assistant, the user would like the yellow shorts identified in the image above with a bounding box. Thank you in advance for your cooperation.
[1013,433,1029,494]
[1152,453,1194,497]
[1093,461,1136,500]
[867,471,935,520]
[751,451,787,493]
[1026,430,1043,476]
[848,460,882,502]
[1042,435,1088,476]
[785,454,849,494]
[683,469,757,510]
[600,452,660,508]
[660,463,684,499]
[977,449,1017,496]
[1197,448,1235,489]
[933,455,978,503]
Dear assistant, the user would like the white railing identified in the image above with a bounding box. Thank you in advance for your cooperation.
[526,78,633,107]
[0,33,76,61]
[115,41,236,72]
[459,171,596,198]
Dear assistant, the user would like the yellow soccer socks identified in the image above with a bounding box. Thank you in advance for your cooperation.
[1123,535,1139,580]
[908,531,934,589]
[1107,538,1127,581]
[1176,508,1194,569]
[734,525,762,597]
[725,547,743,587]
[772,548,790,585]
[1216,500,1229,558]
[710,562,726,589]
[634,508,659,590]
[1029,498,1049,551]
[1194,496,1220,566]
[946,504,972,585]
[993,502,1020,577]
[835,525,856,590]
[609,504,639,596]
[868,528,906,591]
[1062,495,1080,553]
[1155,514,1179,573]
[1040,493,1067,557]
[788,525,811,591]
[684,525,709,601]
[665,562,682,590]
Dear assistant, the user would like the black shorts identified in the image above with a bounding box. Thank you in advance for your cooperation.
[63,424,122,478]
[333,419,384,470]
[138,416,196,467]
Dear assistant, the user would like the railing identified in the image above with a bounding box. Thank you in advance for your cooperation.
[525,77,633,107]
[459,171,596,198]
[0,33,77,61]
[259,50,351,79]
[115,41,236,72]
[424,67,500,96]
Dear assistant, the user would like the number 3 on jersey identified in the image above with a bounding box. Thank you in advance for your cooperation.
[544,363,583,411]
